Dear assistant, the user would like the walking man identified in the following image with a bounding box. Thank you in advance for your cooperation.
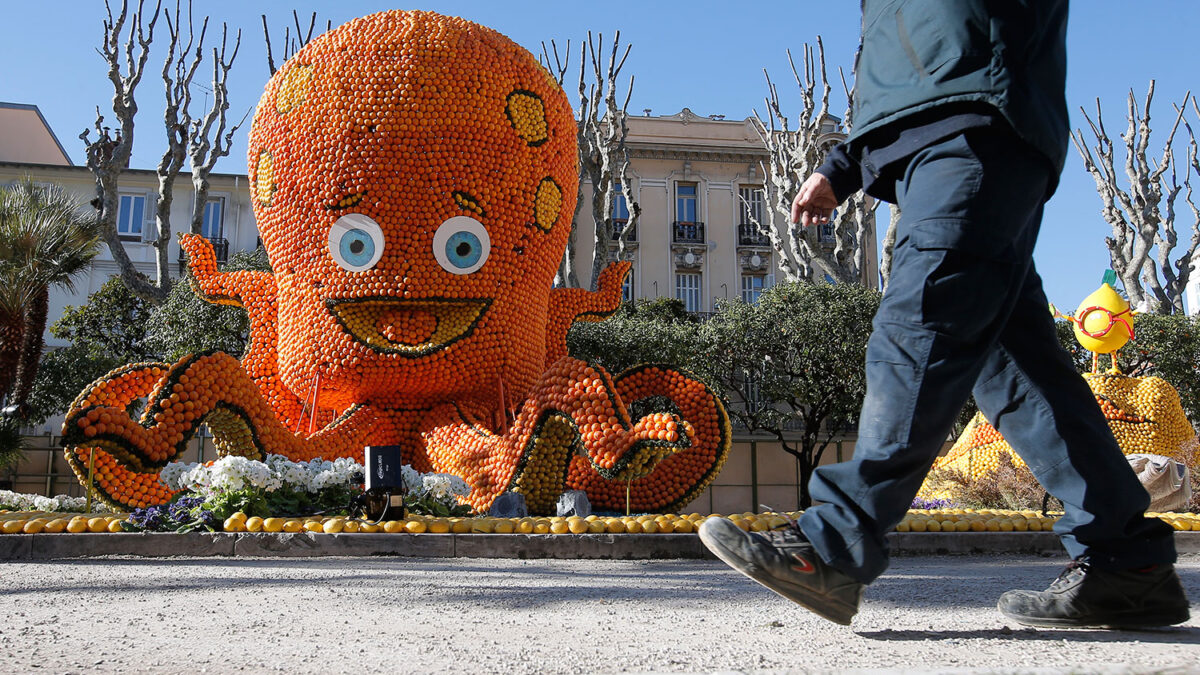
[699,0,1191,628]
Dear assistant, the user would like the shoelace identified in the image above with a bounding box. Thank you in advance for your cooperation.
[761,504,807,546]
[1049,558,1091,590]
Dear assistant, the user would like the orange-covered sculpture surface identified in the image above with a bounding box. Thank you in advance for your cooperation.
[61,11,730,515]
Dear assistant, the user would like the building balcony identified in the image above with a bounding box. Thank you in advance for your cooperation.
[609,218,637,243]
[672,221,705,244]
[737,223,770,247]
[178,236,228,274]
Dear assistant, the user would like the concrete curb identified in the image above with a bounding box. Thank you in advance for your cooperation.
[1,531,1196,561]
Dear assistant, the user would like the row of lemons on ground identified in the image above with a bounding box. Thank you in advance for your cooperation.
[2,508,1199,534]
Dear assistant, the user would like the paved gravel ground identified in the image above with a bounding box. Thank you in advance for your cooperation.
[1,553,1197,674]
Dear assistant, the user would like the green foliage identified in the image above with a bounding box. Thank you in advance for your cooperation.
[0,416,27,471]
[700,282,881,506]
[26,250,272,426]
[146,248,270,361]
[568,298,705,377]
[50,276,155,362]
[202,488,272,521]
[262,484,358,517]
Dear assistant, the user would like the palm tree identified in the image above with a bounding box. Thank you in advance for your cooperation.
[0,179,102,417]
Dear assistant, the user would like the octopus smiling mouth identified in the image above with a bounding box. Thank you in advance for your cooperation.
[326,297,491,357]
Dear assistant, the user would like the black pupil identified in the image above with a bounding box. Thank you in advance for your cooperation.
[456,242,472,257]
[349,239,365,255]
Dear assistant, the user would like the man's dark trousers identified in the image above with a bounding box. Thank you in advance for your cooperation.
[798,125,1177,584]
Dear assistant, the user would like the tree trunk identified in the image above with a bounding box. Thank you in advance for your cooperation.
[880,206,900,291]
[0,309,25,404]
[9,287,49,415]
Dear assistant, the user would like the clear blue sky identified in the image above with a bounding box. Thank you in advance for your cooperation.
[2,1,1198,310]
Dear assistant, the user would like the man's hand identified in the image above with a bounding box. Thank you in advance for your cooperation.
[791,173,839,227]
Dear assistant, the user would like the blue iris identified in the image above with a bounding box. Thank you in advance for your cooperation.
[340,229,376,268]
[445,230,482,270]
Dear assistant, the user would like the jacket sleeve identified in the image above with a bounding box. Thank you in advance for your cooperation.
[814,142,863,204]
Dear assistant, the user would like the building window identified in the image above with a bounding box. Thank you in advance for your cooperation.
[819,209,836,243]
[676,183,698,223]
[201,197,224,240]
[621,268,635,302]
[117,193,147,239]
[741,274,766,303]
[612,183,630,220]
[675,271,701,313]
[738,186,763,225]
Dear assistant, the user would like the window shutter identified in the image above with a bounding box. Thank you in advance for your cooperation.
[141,192,157,242]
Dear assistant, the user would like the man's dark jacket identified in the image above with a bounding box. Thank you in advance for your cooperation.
[821,0,1069,200]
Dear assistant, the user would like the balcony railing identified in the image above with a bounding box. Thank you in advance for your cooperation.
[737,223,770,247]
[672,221,705,244]
[609,218,637,243]
[178,236,229,274]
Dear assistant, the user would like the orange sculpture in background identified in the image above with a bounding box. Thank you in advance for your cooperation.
[61,11,730,515]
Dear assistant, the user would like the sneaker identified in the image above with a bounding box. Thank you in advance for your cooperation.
[997,558,1191,628]
[698,516,864,625]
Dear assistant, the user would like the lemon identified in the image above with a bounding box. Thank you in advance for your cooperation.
[283,520,303,533]
[624,520,643,534]
[605,518,626,534]
[262,518,284,533]
[403,520,427,534]
[452,518,474,533]
[43,518,68,534]
[359,521,381,533]
[66,517,89,534]
[245,517,264,533]
[567,518,589,534]
[304,520,325,533]
[492,519,515,534]
[895,520,911,533]
[533,521,551,535]
[106,519,125,533]
[472,519,495,534]
[21,519,47,534]
[671,519,694,534]
[323,519,344,534]
[587,520,607,534]
[516,519,534,534]
[550,521,570,534]
[228,511,248,525]
[87,517,109,533]
[383,520,404,533]
[428,519,451,534]
[223,517,244,532]
[342,520,360,533]
[2,519,27,534]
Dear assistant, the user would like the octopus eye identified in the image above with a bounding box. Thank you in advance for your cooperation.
[433,215,490,275]
[328,213,385,272]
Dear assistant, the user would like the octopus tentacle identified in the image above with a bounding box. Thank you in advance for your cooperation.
[62,352,378,479]
[567,364,732,513]
[544,261,630,367]
[181,234,331,431]
[421,355,687,513]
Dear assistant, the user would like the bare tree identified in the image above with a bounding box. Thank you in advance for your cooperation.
[1070,81,1199,314]
[81,0,243,304]
[746,38,876,286]
[879,206,901,291]
[80,0,165,303]
[544,34,640,291]
[262,11,328,77]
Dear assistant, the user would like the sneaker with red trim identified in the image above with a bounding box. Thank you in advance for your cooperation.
[698,516,864,625]
[998,558,1190,628]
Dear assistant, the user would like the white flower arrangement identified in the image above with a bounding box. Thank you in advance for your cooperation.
[0,490,110,513]
[161,454,461,500]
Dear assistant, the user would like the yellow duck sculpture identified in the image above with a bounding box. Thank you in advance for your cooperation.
[1051,270,1135,373]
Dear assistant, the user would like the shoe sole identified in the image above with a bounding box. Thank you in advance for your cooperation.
[998,603,1190,629]
[700,525,857,626]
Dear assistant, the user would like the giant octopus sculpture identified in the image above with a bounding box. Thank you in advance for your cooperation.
[61,11,731,515]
